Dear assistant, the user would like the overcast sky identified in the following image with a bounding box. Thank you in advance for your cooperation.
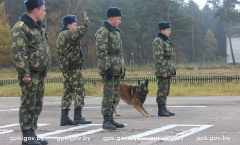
[194,0,208,9]
[185,0,208,9]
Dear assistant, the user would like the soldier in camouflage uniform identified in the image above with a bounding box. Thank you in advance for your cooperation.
[152,21,176,117]
[56,13,92,126]
[95,7,126,130]
[11,0,50,145]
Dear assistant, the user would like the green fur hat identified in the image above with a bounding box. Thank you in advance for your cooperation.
[158,21,172,30]
[24,0,45,11]
[62,15,78,26]
[106,7,122,18]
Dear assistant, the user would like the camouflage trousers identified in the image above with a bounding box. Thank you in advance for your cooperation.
[18,72,45,130]
[101,75,120,115]
[61,69,85,110]
[156,76,171,105]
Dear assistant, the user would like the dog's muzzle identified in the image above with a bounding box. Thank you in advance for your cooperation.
[137,86,149,96]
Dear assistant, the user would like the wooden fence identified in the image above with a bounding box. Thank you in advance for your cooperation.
[0,75,239,87]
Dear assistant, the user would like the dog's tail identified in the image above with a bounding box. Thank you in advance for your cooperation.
[94,81,103,95]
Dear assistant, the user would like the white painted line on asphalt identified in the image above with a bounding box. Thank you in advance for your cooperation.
[0,123,48,129]
[66,124,128,138]
[128,124,176,140]
[9,109,19,111]
[87,124,105,126]
[128,124,213,141]
[172,125,213,139]
[67,128,104,138]
[0,106,203,111]
[38,126,89,138]
[38,124,102,138]
[0,109,19,111]
[0,124,48,135]
[0,124,19,129]
[0,129,14,135]
[38,124,49,127]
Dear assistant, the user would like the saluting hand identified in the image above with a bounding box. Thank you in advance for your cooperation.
[84,12,88,20]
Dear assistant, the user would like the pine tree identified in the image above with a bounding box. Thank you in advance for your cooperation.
[203,4,226,59]
[209,0,240,65]
[205,29,219,61]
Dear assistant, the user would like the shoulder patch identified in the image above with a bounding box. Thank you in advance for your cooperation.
[17,38,24,46]
[156,51,161,55]
[19,22,24,28]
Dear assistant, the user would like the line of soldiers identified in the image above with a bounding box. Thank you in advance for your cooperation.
[11,0,176,145]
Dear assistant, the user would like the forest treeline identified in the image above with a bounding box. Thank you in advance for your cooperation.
[0,0,240,68]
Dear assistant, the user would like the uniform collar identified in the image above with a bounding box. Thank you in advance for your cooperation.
[59,26,69,32]
[157,32,172,41]
[102,20,121,32]
[19,12,45,28]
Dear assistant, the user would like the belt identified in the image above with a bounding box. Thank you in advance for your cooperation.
[163,57,170,60]
[30,71,43,74]
[108,53,119,57]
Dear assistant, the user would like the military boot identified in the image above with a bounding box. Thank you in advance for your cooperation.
[110,114,124,128]
[31,129,48,145]
[102,115,116,130]
[60,109,73,126]
[158,104,170,117]
[163,105,175,116]
[73,108,92,125]
[22,129,41,145]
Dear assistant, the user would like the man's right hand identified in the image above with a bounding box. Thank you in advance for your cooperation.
[161,73,167,78]
[22,77,31,83]
[84,12,88,20]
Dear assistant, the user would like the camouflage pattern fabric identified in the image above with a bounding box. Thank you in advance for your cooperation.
[152,37,175,77]
[156,76,171,105]
[101,75,120,115]
[11,13,51,131]
[11,12,51,78]
[95,25,125,77]
[153,34,176,104]
[56,20,89,71]
[18,72,45,130]
[56,20,89,110]
[95,21,125,115]
[61,69,85,110]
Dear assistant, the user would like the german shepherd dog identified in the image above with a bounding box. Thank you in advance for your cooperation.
[94,79,153,117]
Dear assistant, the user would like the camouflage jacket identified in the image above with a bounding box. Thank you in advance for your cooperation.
[152,33,176,77]
[95,20,125,76]
[56,20,89,71]
[11,12,51,78]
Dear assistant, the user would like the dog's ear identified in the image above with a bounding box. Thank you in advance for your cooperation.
[145,79,149,87]
[138,80,140,85]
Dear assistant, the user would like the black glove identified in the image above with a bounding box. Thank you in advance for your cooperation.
[121,68,126,79]
[105,68,114,80]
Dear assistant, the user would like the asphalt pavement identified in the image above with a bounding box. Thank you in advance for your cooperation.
[0,96,240,145]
